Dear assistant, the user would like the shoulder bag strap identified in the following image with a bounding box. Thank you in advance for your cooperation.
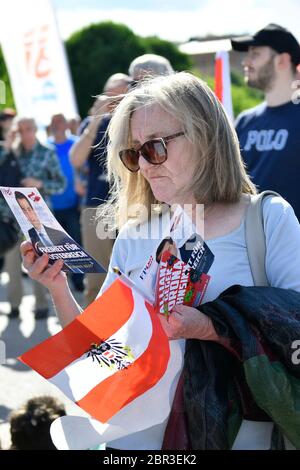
[244,190,281,287]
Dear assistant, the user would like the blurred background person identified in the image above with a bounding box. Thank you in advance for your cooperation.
[4,117,66,319]
[0,108,16,142]
[70,73,131,306]
[0,112,21,274]
[48,113,85,291]
[128,53,174,82]
[67,114,82,136]
[9,395,66,450]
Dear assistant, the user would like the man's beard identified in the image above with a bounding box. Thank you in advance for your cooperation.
[245,56,276,92]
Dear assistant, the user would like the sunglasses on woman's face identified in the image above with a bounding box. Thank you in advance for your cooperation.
[119,131,184,172]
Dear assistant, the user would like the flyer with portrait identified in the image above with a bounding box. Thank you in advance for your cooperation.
[0,186,106,274]
[137,206,215,314]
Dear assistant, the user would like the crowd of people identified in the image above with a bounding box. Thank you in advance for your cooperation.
[1,23,300,450]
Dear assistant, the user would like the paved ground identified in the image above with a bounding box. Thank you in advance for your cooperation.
[0,271,87,449]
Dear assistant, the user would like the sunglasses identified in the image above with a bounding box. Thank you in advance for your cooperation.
[119,131,185,172]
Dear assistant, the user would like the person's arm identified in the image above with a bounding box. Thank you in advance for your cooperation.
[20,241,82,327]
[70,96,111,168]
[51,280,83,327]
[70,117,101,168]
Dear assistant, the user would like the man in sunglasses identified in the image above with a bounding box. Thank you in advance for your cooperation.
[232,23,300,221]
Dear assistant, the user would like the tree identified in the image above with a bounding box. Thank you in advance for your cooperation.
[230,70,263,117]
[0,46,15,110]
[66,22,145,116]
[139,36,191,72]
[65,21,192,116]
[191,68,263,118]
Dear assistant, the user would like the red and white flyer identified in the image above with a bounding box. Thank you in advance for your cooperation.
[0,186,106,273]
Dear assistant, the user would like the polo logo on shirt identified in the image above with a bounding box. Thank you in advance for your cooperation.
[244,129,289,152]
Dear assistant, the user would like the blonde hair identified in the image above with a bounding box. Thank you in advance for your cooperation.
[100,72,256,230]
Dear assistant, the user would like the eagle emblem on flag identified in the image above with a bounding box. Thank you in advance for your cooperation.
[86,339,134,371]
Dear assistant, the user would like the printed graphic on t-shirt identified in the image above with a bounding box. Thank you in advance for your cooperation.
[244,129,289,152]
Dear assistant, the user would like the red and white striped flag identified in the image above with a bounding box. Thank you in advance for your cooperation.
[19,280,184,448]
[215,50,234,120]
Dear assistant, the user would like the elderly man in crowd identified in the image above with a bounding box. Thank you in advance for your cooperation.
[5,117,65,319]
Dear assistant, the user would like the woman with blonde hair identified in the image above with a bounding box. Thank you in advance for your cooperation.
[21,72,300,450]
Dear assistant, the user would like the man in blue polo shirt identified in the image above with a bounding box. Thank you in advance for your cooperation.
[232,24,300,221]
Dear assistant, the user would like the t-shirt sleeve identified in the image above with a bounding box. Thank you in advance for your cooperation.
[264,196,300,292]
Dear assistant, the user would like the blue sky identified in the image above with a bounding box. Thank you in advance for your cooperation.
[52,0,300,43]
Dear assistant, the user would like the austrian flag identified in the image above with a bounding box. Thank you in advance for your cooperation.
[19,280,170,423]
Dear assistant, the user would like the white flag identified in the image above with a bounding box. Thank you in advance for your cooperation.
[0,0,77,127]
[215,50,233,120]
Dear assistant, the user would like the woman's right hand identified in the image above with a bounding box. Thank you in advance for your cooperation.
[20,241,67,293]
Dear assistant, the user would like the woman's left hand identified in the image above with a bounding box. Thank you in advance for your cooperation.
[158,304,220,342]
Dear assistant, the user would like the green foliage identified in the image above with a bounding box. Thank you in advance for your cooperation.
[191,67,263,118]
[0,46,15,110]
[230,70,264,117]
[66,22,145,115]
[66,21,192,116]
[138,36,191,72]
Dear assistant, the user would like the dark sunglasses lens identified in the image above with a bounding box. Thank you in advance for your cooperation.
[142,140,167,164]
[119,149,140,172]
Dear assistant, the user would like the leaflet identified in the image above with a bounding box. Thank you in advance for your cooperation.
[138,206,214,312]
[0,186,106,273]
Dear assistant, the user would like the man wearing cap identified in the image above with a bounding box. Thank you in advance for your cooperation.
[232,24,300,220]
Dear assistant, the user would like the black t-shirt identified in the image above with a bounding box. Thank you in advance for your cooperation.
[236,101,300,221]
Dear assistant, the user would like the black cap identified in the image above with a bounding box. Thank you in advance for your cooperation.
[231,23,300,66]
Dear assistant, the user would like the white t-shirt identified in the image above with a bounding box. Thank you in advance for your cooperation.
[99,196,300,450]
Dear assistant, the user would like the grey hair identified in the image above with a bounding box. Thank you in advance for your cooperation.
[103,73,132,92]
[128,54,174,80]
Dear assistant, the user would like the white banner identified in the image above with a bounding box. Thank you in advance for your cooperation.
[0,0,78,127]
